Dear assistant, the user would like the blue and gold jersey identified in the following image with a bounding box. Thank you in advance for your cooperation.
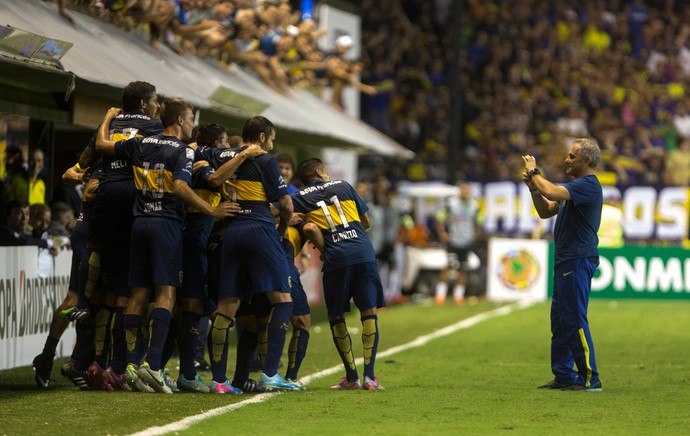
[194,145,244,169]
[225,154,288,226]
[282,224,306,264]
[78,157,103,222]
[114,134,193,221]
[292,180,375,271]
[88,112,163,183]
[187,165,221,213]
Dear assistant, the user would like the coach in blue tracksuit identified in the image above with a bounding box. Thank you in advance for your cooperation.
[522,138,603,392]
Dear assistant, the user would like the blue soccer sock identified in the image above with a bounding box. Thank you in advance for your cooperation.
[329,318,359,382]
[178,311,201,380]
[232,328,258,388]
[285,328,309,381]
[257,326,267,368]
[194,316,210,364]
[145,308,172,371]
[208,313,234,383]
[263,302,291,377]
[42,336,60,358]
[124,313,143,366]
[110,306,126,374]
[361,314,379,380]
[71,320,94,372]
[160,315,178,370]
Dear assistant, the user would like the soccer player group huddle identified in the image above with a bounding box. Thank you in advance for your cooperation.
[31,81,385,394]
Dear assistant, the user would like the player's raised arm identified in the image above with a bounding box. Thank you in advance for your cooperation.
[95,107,122,155]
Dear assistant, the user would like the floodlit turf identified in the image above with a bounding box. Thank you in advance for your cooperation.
[1,299,689,435]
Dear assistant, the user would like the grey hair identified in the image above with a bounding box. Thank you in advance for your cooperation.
[576,138,601,168]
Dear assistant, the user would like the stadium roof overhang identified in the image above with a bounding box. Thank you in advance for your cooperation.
[0,0,414,160]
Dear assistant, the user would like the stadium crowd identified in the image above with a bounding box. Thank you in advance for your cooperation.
[31,0,690,188]
[358,0,690,188]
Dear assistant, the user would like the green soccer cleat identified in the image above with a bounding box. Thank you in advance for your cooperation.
[285,378,306,391]
[137,363,173,394]
[59,306,89,322]
[125,364,154,393]
[162,370,180,393]
[177,374,210,393]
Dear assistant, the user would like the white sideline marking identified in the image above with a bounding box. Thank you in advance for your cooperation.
[130,299,537,436]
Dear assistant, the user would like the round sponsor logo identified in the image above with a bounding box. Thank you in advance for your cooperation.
[497,248,539,291]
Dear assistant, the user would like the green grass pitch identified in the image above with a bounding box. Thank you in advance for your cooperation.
[1,299,689,435]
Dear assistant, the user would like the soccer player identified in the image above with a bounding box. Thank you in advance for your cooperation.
[32,160,102,389]
[230,217,318,393]
[74,81,164,390]
[212,115,301,393]
[292,158,385,390]
[95,100,239,393]
[434,182,480,305]
[281,221,318,388]
[275,153,314,387]
[176,124,266,393]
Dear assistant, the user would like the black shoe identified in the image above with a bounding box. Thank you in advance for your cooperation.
[537,379,572,389]
[60,360,91,390]
[194,360,211,371]
[237,378,264,393]
[561,381,602,392]
[32,354,54,389]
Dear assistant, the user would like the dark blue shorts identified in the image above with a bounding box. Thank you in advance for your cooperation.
[236,292,271,319]
[289,264,310,317]
[89,180,135,248]
[181,213,214,300]
[90,180,135,295]
[103,243,132,296]
[129,217,183,288]
[205,232,223,303]
[219,222,291,300]
[322,262,384,317]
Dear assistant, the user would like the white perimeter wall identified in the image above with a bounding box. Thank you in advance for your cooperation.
[0,246,75,370]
